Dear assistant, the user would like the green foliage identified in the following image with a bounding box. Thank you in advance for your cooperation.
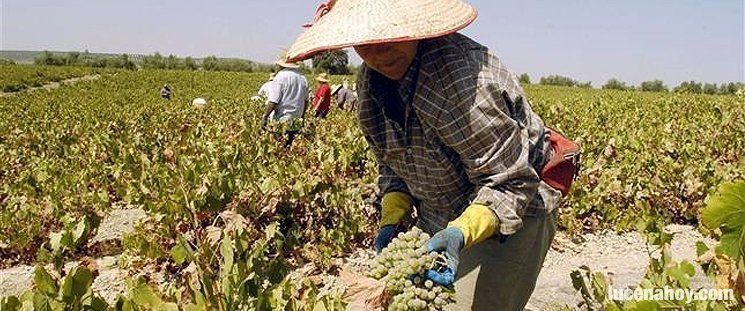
[703,83,719,95]
[0,64,109,93]
[639,80,668,93]
[0,57,16,65]
[719,82,745,96]
[0,265,108,311]
[527,85,745,233]
[700,181,745,296]
[34,50,136,70]
[674,80,704,94]
[602,78,631,91]
[539,75,592,88]
[1,66,743,308]
[519,73,531,85]
[569,244,740,310]
[115,211,345,310]
[184,57,198,70]
[312,50,351,75]
[568,201,743,310]
[201,55,272,72]
[36,215,101,270]
[35,50,67,66]
[141,52,166,69]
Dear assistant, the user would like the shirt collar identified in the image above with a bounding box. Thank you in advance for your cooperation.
[397,49,422,107]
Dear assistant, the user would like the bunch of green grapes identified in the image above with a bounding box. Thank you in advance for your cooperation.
[368,227,456,310]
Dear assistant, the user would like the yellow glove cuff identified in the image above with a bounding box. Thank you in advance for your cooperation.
[448,204,499,249]
[379,192,414,228]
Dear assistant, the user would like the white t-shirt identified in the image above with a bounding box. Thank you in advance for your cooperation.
[266,68,308,121]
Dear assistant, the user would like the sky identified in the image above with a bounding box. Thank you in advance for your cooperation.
[1,0,743,87]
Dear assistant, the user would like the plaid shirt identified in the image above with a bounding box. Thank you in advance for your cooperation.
[357,33,562,236]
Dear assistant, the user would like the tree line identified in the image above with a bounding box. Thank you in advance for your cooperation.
[519,74,744,95]
[32,50,274,73]
[25,51,744,95]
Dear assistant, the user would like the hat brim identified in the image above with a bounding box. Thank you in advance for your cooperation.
[275,60,301,68]
[287,0,478,62]
[316,77,330,82]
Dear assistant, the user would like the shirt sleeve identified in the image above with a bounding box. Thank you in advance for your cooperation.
[312,87,321,108]
[266,80,283,104]
[434,81,541,236]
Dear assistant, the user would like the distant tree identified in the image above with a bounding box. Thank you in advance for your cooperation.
[577,81,593,89]
[35,51,65,66]
[202,56,219,71]
[184,57,198,70]
[539,75,580,87]
[165,54,182,70]
[65,52,81,66]
[142,52,166,69]
[297,62,312,75]
[674,81,703,94]
[224,59,253,72]
[519,73,531,85]
[718,82,745,95]
[312,50,350,75]
[702,83,718,95]
[639,80,668,93]
[117,54,137,70]
[89,58,109,68]
[602,78,629,91]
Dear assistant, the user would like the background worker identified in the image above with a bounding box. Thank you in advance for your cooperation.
[334,80,358,110]
[160,84,172,100]
[261,52,308,148]
[311,73,332,118]
[285,0,564,309]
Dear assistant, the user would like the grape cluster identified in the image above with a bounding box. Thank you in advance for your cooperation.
[368,227,456,310]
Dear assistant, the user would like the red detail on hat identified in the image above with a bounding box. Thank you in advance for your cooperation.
[303,1,335,28]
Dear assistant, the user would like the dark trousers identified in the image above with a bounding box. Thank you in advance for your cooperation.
[284,130,298,148]
[315,109,328,119]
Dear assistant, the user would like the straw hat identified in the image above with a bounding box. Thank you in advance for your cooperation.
[275,50,301,68]
[286,0,478,62]
[331,84,343,95]
[192,97,207,106]
[316,73,330,83]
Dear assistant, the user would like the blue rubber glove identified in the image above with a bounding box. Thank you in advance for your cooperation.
[425,227,464,286]
[374,224,407,253]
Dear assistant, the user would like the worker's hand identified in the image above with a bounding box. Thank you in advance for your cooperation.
[425,204,499,286]
[425,227,463,286]
[375,192,414,253]
[374,224,407,253]
[260,118,268,131]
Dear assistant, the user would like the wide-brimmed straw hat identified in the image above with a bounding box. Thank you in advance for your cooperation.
[316,73,330,83]
[275,50,301,68]
[286,0,478,62]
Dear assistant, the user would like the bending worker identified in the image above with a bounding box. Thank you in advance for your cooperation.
[261,52,308,148]
[287,0,564,309]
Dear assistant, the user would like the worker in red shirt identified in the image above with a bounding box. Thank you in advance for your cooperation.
[312,73,332,118]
